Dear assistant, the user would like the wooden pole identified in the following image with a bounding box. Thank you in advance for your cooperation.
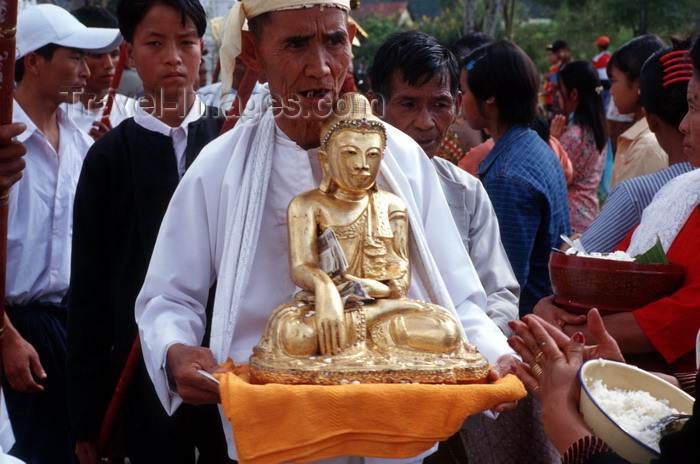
[97,336,141,458]
[100,42,128,126]
[0,0,19,388]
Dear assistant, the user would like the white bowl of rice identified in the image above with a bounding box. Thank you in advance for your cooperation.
[579,359,694,463]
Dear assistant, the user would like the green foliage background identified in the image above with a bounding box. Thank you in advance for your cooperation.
[353,0,700,73]
[70,0,700,76]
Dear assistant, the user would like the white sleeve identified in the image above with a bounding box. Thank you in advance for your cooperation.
[135,162,220,415]
[463,175,520,336]
[455,297,516,365]
[424,166,515,363]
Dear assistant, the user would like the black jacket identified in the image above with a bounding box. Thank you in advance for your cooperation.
[66,111,223,440]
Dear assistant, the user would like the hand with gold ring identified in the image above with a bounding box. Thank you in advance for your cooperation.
[530,362,543,378]
[507,315,585,398]
[508,315,596,454]
[534,350,544,364]
[509,309,625,364]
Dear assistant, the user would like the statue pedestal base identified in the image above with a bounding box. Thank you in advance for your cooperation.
[249,347,490,385]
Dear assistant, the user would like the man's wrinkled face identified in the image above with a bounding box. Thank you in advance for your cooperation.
[382,72,458,158]
[680,73,700,167]
[249,7,352,119]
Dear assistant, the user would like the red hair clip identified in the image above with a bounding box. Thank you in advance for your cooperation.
[660,50,688,62]
[659,49,693,87]
[664,76,692,87]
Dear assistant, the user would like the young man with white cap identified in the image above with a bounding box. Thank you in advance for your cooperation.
[136,1,519,463]
[2,4,120,464]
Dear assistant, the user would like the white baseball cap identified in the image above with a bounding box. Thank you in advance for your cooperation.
[16,4,122,59]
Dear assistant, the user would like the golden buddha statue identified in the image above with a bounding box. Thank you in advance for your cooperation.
[249,93,489,385]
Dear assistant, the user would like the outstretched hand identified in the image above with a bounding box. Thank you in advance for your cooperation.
[508,315,585,401]
[533,295,587,331]
[166,344,226,405]
[510,308,624,365]
[488,354,520,413]
[507,314,596,453]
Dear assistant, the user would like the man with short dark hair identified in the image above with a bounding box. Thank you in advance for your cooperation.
[3,5,120,463]
[548,39,572,67]
[368,30,518,337]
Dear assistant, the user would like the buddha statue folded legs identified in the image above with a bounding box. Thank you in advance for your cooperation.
[251,297,489,384]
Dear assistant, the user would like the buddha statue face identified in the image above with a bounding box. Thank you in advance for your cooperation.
[321,129,384,193]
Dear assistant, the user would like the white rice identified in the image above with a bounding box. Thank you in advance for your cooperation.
[566,249,635,262]
[586,379,679,452]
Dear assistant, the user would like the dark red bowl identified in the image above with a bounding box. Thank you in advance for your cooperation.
[549,252,685,313]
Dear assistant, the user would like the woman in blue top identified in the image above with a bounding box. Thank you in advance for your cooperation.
[461,40,570,316]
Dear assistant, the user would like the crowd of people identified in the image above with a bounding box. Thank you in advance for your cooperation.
[0,1,698,463]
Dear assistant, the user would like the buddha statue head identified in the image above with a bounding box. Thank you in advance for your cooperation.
[318,93,387,194]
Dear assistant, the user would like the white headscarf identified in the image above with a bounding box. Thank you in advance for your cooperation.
[627,168,700,256]
[219,0,351,91]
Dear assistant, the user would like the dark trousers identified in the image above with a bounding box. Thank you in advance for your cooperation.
[4,303,77,464]
[123,362,232,464]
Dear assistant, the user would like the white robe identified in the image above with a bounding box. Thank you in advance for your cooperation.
[136,103,515,463]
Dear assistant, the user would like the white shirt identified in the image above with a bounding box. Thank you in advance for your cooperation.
[133,97,205,178]
[228,126,322,358]
[7,99,93,305]
[136,111,515,462]
[61,93,138,138]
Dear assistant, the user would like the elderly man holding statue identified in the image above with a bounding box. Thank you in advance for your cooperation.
[135,1,523,462]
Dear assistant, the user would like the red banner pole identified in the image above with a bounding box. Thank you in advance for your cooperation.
[100,42,128,126]
[0,0,19,394]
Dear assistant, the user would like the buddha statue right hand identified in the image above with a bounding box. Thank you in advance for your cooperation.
[314,281,347,355]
